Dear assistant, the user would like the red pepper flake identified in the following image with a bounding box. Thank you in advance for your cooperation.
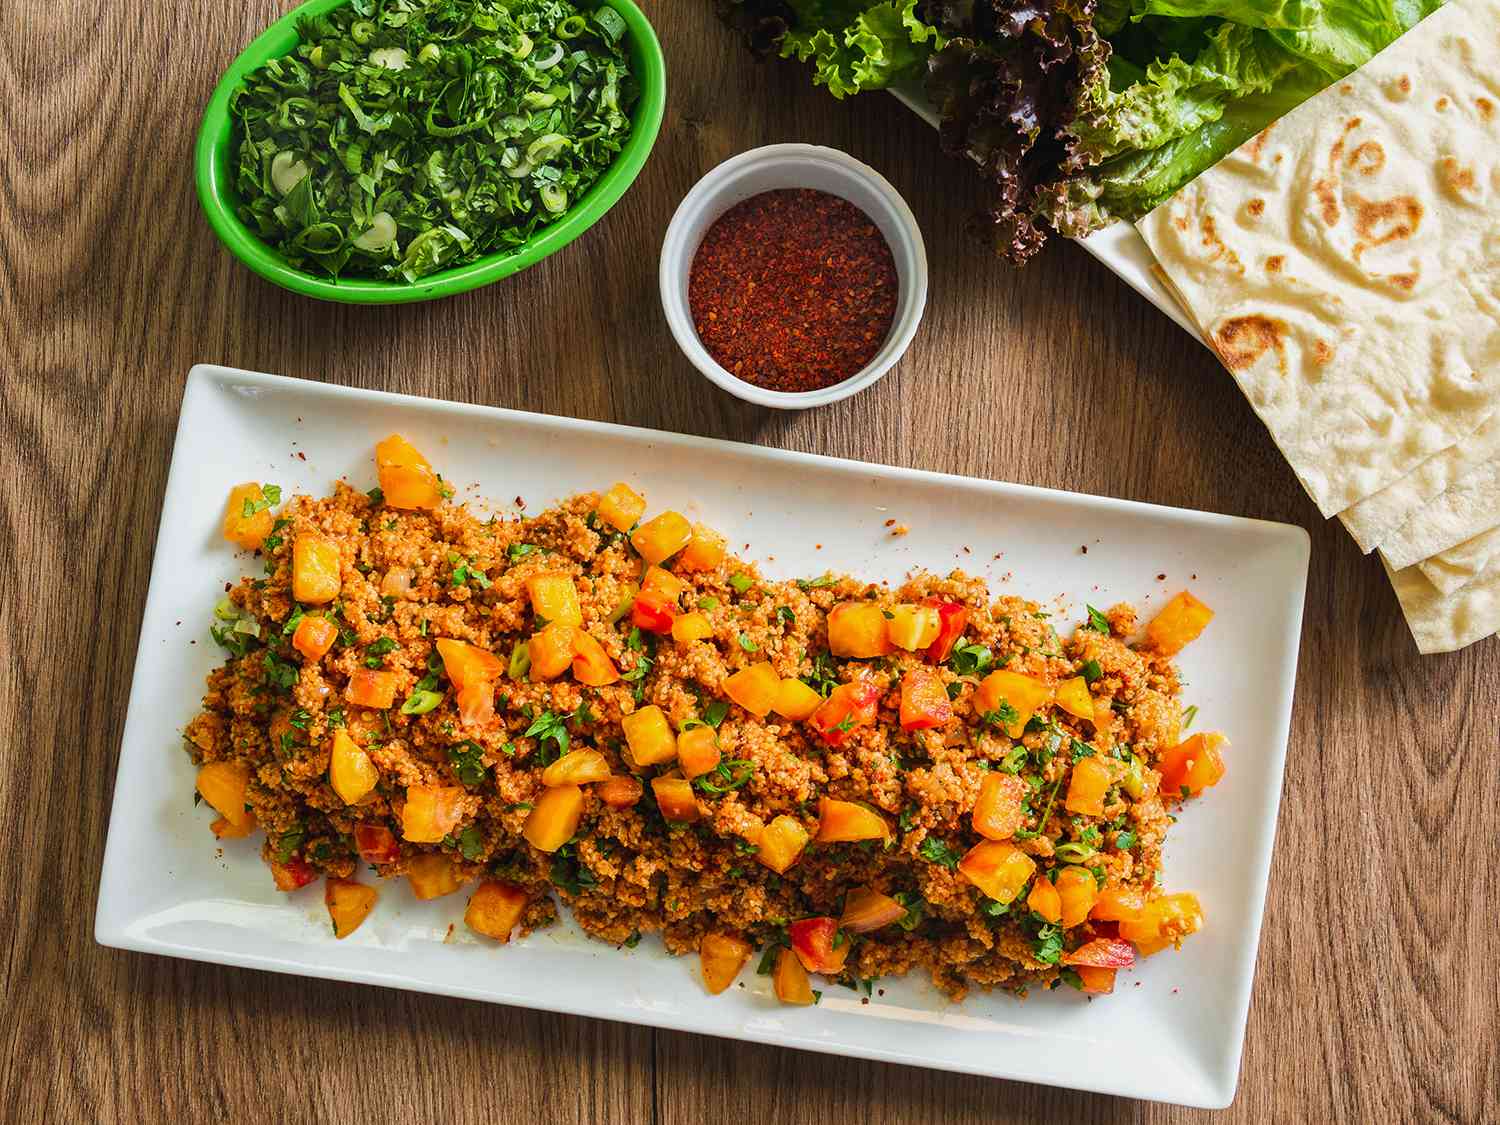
[689,189,898,393]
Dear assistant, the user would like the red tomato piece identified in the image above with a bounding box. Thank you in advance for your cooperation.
[270,855,317,891]
[631,590,676,634]
[899,666,953,731]
[788,916,850,975]
[354,824,401,865]
[923,598,969,664]
[1061,937,1136,969]
[457,680,495,727]
[808,681,881,746]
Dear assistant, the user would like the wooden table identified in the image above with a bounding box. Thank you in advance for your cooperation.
[6,1,1496,1121]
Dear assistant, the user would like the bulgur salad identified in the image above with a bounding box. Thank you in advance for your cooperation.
[189,434,1227,1003]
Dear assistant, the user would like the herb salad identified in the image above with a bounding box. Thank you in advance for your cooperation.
[191,433,1227,1003]
[229,0,639,281]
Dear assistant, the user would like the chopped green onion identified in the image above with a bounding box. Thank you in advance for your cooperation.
[401,690,444,715]
[728,574,753,594]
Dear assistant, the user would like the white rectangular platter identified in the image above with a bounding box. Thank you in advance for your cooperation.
[97,365,1307,1108]
[888,86,1205,342]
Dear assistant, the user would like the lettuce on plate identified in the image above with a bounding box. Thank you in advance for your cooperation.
[716,0,1444,263]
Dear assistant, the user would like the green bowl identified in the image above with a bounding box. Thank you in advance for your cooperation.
[195,0,665,303]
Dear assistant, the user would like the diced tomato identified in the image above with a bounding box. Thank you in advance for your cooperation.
[839,888,905,933]
[788,916,850,975]
[756,815,810,873]
[596,775,644,809]
[899,666,953,731]
[571,631,620,686]
[435,638,503,692]
[456,680,495,727]
[1075,965,1117,994]
[1061,937,1136,968]
[922,598,970,663]
[807,681,881,746]
[972,772,1027,840]
[773,948,814,1005]
[700,933,752,995]
[354,824,401,865]
[631,590,676,634]
[270,855,316,891]
[291,615,338,661]
[1158,733,1228,797]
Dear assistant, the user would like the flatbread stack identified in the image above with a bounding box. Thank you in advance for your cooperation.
[1137,0,1500,654]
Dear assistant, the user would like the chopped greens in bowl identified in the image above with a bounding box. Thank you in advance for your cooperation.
[196,0,664,301]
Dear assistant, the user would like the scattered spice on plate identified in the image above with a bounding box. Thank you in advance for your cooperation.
[688,189,898,393]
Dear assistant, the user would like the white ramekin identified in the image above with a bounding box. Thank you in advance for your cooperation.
[659,144,928,410]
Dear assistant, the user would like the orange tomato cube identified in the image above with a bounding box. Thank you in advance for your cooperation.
[596,774,643,809]
[329,729,379,805]
[814,797,889,843]
[641,566,688,602]
[325,877,378,939]
[957,840,1036,906]
[807,681,881,746]
[465,880,529,942]
[671,611,713,645]
[1075,965,1117,994]
[211,813,255,839]
[827,602,893,658]
[972,772,1027,840]
[677,524,727,572]
[196,761,252,828]
[676,727,720,779]
[723,662,779,717]
[1091,886,1147,923]
[221,483,275,550]
[631,511,693,565]
[375,434,443,510]
[886,604,941,651]
[1065,756,1113,817]
[570,631,620,686]
[840,888,905,933]
[291,533,341,604]
[596,482,646,533]
[1158,733,1228,797]
[528,623,577,681]
[757,815,811,874]
[435,638,503,691]
[291,615,338,661]
[456,681,495,728]
[345,669,398,710]
[700,932,752,995]
[1026,875,1062,923]
[1054,676,1095,721]
[401,784,466,843]
[975,670,1052,737]
[1056,866,1099,928]
[923,599,970,663]
[622,705,677,766]
[1145,591,1214,656]
[773,947,815,1005]
[522,784,584,852]
[526,572,582,627]
[652,777,700,822]
[406,853,463,900]
[541,749,612,787]
[899,666,953,731]
[771,678,822,721]
[1119,892,1204,953]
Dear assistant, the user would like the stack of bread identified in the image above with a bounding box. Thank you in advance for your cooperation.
[1137,0,1500,653]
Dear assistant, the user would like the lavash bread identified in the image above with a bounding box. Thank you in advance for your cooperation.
[1136,0,1500,520]
[1385,556,1500,654]
[1418,524,1500,595]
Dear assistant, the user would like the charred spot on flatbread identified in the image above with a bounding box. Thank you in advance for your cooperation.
[1346,141,1385,176]
[1265,254,1285,273]
[1478,96,1495,120]
[1437,155,1478,197]
[1246,198,1266,219]
[1246,123,1274,164]
[1350,193,1423,259]
[1212,316,1289,376]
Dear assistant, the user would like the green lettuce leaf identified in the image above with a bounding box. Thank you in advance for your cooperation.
[781,0,944,97]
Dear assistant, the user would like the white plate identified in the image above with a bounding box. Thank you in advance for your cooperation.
[888,87,1206,342]
[97,365,1308,1109]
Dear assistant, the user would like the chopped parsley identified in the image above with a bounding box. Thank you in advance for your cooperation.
[1080,658,1103,683]
[447,740,488,786]
[524,710,570,764]
[737,633,759,653]
[274,825,305,863]
[241,483,282,519]
[1114,829,1137,851]
[694,759,755,796]
[508,543,539,563]
[948,641,993,676]
[1085,605,1111,633]
[457,824,484,861]
[803,651,841,698]
[728,573,754,595]
[893,891,925,931]
[917,836,963,869]
[363,636,397,668]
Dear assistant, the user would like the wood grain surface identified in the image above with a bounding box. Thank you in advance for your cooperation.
[3,1,1497,1121]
